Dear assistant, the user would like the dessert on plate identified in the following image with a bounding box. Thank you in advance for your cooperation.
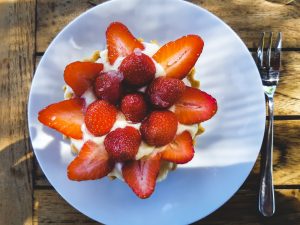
[38,22,217,199]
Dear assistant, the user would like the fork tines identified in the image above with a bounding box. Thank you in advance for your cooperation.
[257,32,282,70]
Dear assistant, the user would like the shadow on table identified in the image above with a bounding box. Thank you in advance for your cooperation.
[192,189,300,225]
[0,137,34,225]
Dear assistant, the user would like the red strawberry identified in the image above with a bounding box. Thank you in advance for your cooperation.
[38,98,85,139]
[153,35,204,79]
[121,93,148,122]
[67,141,114,181]
[106,22,145,65]
[104,126,141,162]
[147,77,185,108]
[119,51,156,87]
[122,154,161,199]
[64,61,103,96]
[161,131,194,164]
[140,111,178,147]
[175,86,217,125]
[85,100,117,136]
[93,70,124,104]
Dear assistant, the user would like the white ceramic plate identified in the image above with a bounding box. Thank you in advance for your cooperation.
[28,0,265,224]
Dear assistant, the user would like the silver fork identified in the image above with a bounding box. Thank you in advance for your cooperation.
[257,32,282,217]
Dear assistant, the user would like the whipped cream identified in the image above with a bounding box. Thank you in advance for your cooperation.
[65,41,199,182]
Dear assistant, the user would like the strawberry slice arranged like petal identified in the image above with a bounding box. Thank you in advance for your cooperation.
[153,35,204,79]
[175,86,217,125]
[68,141,114,181]
[64,61,103,96]
[106,22,145,65]
[38,98,85,139]
[161,131,194,164]
[122,154,161,199]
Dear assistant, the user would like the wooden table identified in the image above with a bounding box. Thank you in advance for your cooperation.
[0,0,299,224]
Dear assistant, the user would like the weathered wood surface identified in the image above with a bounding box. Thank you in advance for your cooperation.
[0,0,36,225]
[0,0,298,224]
[36,0,300,52]
[33,189,300,225]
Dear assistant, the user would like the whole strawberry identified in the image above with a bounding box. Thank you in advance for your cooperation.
[104,126,141,162]
[121,93,148,122]
[140,111,178,146]
[85,100,117,136]
[119,51,156,87]
[147,77,185,108]
[93,70,123,104]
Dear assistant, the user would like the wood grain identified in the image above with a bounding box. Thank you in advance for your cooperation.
[31,1,300,224]
[275,51,300,115]
[36,0,300,52]
[36,0,106,53]
[0,0,35,225]
[33,188,300,225]
[189,0,300,49]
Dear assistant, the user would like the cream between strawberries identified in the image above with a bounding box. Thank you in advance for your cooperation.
[65,41,199,181]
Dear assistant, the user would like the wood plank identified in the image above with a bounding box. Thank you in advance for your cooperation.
[34,189,100,225]
[274,51,300,115]
[36,0,106,53]
[34,189,300,225]
[190,0,300,49]
[243,120,300,189]
[34,120,300,188]
[35,51,300,116]
[0,1,36,225]
[36,0,300,52]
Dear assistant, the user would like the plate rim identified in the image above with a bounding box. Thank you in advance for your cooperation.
[28,0,266,223]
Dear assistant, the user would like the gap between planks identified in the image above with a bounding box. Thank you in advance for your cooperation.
[33,188,300,225]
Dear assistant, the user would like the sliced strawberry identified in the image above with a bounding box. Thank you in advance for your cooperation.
[175,86,217,125]
[140,111,178,147]
[106,22,145,65]
[38,98,85,139]
[161,131,194,164]
[85,100,117,136]
[64,61,103,96]
[153,35,204,79]
[67,141,114,181]
[122,154,161,199]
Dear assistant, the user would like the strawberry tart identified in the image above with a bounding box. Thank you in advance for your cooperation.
[38,22,217,199]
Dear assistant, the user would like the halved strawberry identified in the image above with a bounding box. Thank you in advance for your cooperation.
[64,61,103,96]
[38,98,85,139]
[122,154,161,199]
[153,35,204,79]
[68,141,114,181]
[161,131,194,164]
[175,86,217,124]
[106,22,145,65]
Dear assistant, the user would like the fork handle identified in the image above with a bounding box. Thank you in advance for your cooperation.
[259,97,275,216]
